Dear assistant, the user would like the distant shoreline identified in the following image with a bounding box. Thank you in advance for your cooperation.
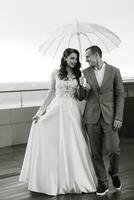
[0,81,50,91]
[0,78,134,92]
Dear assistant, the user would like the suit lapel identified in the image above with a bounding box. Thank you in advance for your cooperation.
[100,63,111,89]
[88,67,100,89]
[86,63,111,89]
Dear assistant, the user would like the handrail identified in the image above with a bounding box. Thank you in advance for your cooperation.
[0,88,49,93]
[0,82,134,97]
[0,88,49,109]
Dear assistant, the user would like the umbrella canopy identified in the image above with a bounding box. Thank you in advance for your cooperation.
[39,22,121,60]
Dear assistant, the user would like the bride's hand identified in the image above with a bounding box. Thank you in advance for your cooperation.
[79,77,91,89]
[32,110,47,123]
[85,82,91,90]
[79,77,86,87]
[32,115,40,123]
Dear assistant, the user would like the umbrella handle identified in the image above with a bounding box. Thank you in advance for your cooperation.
[80,70,87,87]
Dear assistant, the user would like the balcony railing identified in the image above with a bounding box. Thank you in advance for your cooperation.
[0,80,134,110]
[0,88,49,110]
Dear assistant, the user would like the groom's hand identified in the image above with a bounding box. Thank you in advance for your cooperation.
[113,120,122,130]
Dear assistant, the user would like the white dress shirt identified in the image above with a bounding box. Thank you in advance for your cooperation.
[94,63,106,87]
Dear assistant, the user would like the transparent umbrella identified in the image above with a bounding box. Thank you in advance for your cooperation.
[39,22,121,61]
[39,22,121,83]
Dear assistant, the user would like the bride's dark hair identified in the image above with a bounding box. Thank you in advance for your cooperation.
[58,48,81,84]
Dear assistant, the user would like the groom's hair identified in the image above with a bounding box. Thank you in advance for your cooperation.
[85,46,102,58]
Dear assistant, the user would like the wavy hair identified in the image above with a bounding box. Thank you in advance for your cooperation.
[58,48,81,84]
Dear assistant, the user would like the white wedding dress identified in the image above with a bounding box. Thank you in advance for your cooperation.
[19,69,97,195]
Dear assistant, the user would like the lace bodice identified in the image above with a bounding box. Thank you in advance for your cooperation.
[52,70,78,98]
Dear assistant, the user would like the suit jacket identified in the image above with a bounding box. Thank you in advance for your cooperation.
[78,63,125,124]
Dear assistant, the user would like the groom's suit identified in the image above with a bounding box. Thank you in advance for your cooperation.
[78,62,124,187]
[82,63,124,124]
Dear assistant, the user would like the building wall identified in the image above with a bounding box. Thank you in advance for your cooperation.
[120,83,134,137]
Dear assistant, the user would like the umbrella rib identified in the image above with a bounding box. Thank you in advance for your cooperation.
[39,28,61,52]
[39,27,64,53]
[39,36,61,56]
[96,30,120,48]
[68,34,74,48]
[93,32,110,52]
[53,35,67,58]
[39,30,67,56]
[80,33,92,46]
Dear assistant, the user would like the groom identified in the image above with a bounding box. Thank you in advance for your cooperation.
[78,46,124,196]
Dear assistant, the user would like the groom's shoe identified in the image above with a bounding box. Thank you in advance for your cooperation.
[96,185,109,196]
[109,172,122,191]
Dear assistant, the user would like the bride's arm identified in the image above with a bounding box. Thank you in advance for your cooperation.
[33,70,56,118]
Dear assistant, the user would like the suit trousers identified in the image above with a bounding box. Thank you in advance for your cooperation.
[85,114,120,187]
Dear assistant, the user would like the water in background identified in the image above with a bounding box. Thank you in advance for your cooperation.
[0,82,49,109]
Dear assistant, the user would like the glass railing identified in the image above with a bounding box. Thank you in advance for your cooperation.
[0,89,49,110]
[0,80,134,110]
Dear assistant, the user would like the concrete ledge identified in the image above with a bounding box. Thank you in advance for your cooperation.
[0,107,39,148]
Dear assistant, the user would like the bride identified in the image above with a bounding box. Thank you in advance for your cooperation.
[19,48,97,195]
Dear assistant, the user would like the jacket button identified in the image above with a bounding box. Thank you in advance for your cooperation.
[98,89,102,95]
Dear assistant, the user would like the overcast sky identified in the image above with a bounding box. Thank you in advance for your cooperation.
[0,0,134,82]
